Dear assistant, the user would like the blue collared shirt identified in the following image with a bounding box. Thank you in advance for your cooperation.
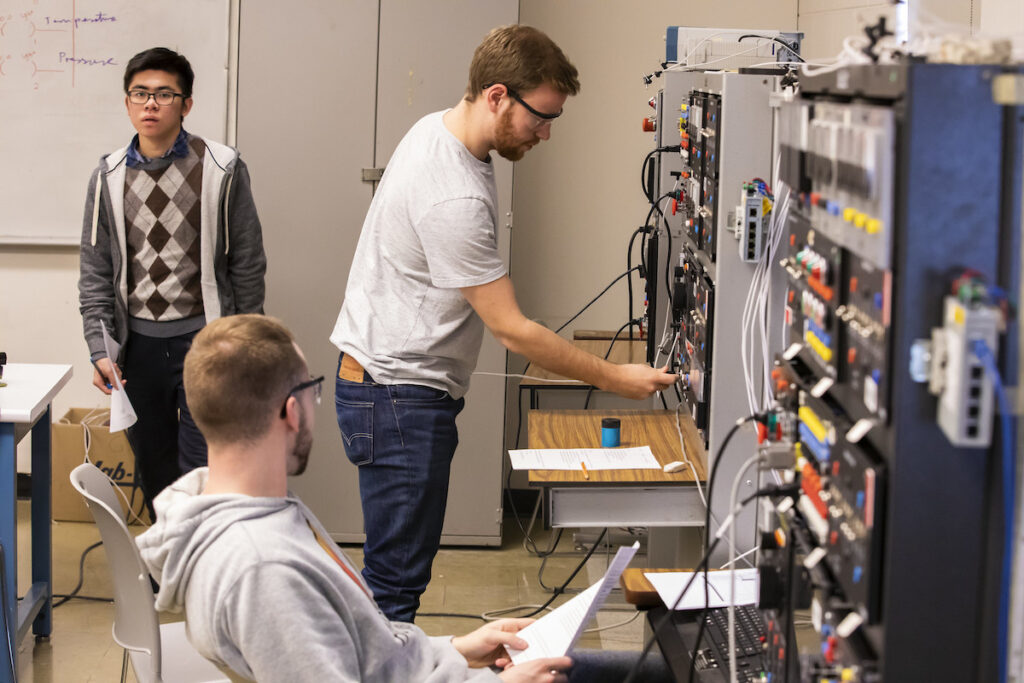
[126,128,191,168]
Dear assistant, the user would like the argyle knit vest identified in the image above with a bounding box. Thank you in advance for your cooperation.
[124,137,206,322]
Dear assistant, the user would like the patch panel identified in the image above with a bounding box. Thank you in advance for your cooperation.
[649,69,785,559]
[781,102,896,270]
[932,296,1002,447]
[737,185,766,262]
[766,62,1020,683]
[825,437,885,620]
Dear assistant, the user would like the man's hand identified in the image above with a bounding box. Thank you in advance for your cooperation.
[91,357,125,395]
[605,363,678,400]
[497,656,573,682]
[452,618,535,668]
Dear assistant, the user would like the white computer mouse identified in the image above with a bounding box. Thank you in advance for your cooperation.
[662,461,686,473]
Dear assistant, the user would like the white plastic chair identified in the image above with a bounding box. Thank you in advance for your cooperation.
[70,463,230,683]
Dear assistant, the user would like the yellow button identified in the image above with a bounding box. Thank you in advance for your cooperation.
[841,669,856,682]
[843,207,856,222]
[853,212,867,229]
[866,218,882,234]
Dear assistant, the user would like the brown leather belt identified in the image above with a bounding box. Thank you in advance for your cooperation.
[338,353,366,383]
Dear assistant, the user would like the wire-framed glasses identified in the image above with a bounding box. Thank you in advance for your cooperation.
[280,375,325,418]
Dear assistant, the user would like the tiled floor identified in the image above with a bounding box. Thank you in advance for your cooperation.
[13,500,647,682]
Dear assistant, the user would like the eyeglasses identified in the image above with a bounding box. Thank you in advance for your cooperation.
[127,89,186,106]
[280,375,325,418]
[483,83,562,128]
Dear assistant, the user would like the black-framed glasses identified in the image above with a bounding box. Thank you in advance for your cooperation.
[483,83,562,125]
[280,375,325,418]
[127,89,186,106]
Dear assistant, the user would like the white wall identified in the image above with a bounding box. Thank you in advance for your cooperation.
[0,247,101,470]
[797,0,904,62]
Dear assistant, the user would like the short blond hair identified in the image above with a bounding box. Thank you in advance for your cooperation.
[465,25,579,101]
[184,315,306,445]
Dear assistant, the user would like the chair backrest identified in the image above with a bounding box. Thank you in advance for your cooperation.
[70,463,162,682]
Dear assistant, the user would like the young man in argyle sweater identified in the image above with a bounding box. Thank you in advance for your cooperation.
[78,47,266,516]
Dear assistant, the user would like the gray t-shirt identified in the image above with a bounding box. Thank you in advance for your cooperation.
[331,111,506,398]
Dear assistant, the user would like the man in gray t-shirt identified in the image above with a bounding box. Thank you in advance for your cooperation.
[330,25,677,623]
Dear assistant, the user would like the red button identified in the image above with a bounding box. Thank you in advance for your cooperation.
[848,348,857,364]
[850,276,858,293]
[830,530,839,545]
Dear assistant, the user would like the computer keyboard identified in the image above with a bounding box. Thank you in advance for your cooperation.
[698,604,768,681]
[652,602,768,682]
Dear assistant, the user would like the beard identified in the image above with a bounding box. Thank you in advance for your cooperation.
[494,108,539,162]
[288,408,313,476]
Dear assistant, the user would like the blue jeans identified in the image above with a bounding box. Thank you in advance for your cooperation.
[334,353,464,623]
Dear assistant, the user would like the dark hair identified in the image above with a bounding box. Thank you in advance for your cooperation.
[465,25,579,102]
[123,47,195,97]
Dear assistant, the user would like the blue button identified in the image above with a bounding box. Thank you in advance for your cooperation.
[856,491,865,508]
[874,292,883,309]
[827,201,840,216]
[872,369,881,384]
[853,566,863,583]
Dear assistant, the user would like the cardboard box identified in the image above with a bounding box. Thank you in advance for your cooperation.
[52,408,149,525]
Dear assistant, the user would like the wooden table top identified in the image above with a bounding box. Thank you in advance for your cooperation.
[520,339,648,387]
[572,329,644,341]
[621,567,685,607]
[526,409,707,486]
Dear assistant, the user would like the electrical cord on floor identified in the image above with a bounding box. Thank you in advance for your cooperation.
[417,612,486,621]
[52,594,113,604]
[52,541,107,608]
[522,528,608,618]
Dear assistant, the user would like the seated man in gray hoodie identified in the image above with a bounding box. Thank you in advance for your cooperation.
[135,314,671,682]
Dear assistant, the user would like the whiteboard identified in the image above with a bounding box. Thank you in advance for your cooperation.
[0,0,232,244]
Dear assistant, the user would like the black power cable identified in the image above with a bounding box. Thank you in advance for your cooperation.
[52,541,106,609]
[521,528,608,618]
[583,319,638,409]
[627,227,648,342]
[737,34,805,62]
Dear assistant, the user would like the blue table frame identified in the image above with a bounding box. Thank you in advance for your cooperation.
[0,363,71,681]
[1,411,53,644]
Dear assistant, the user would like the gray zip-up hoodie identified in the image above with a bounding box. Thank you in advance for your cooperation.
[78,135,266,361]
[136,469,501,682]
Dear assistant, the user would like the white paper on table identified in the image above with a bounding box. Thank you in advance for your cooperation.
[101,322,137,432]
[507,446,660,470]
[645,568,759,611]
[504,542,639,665]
